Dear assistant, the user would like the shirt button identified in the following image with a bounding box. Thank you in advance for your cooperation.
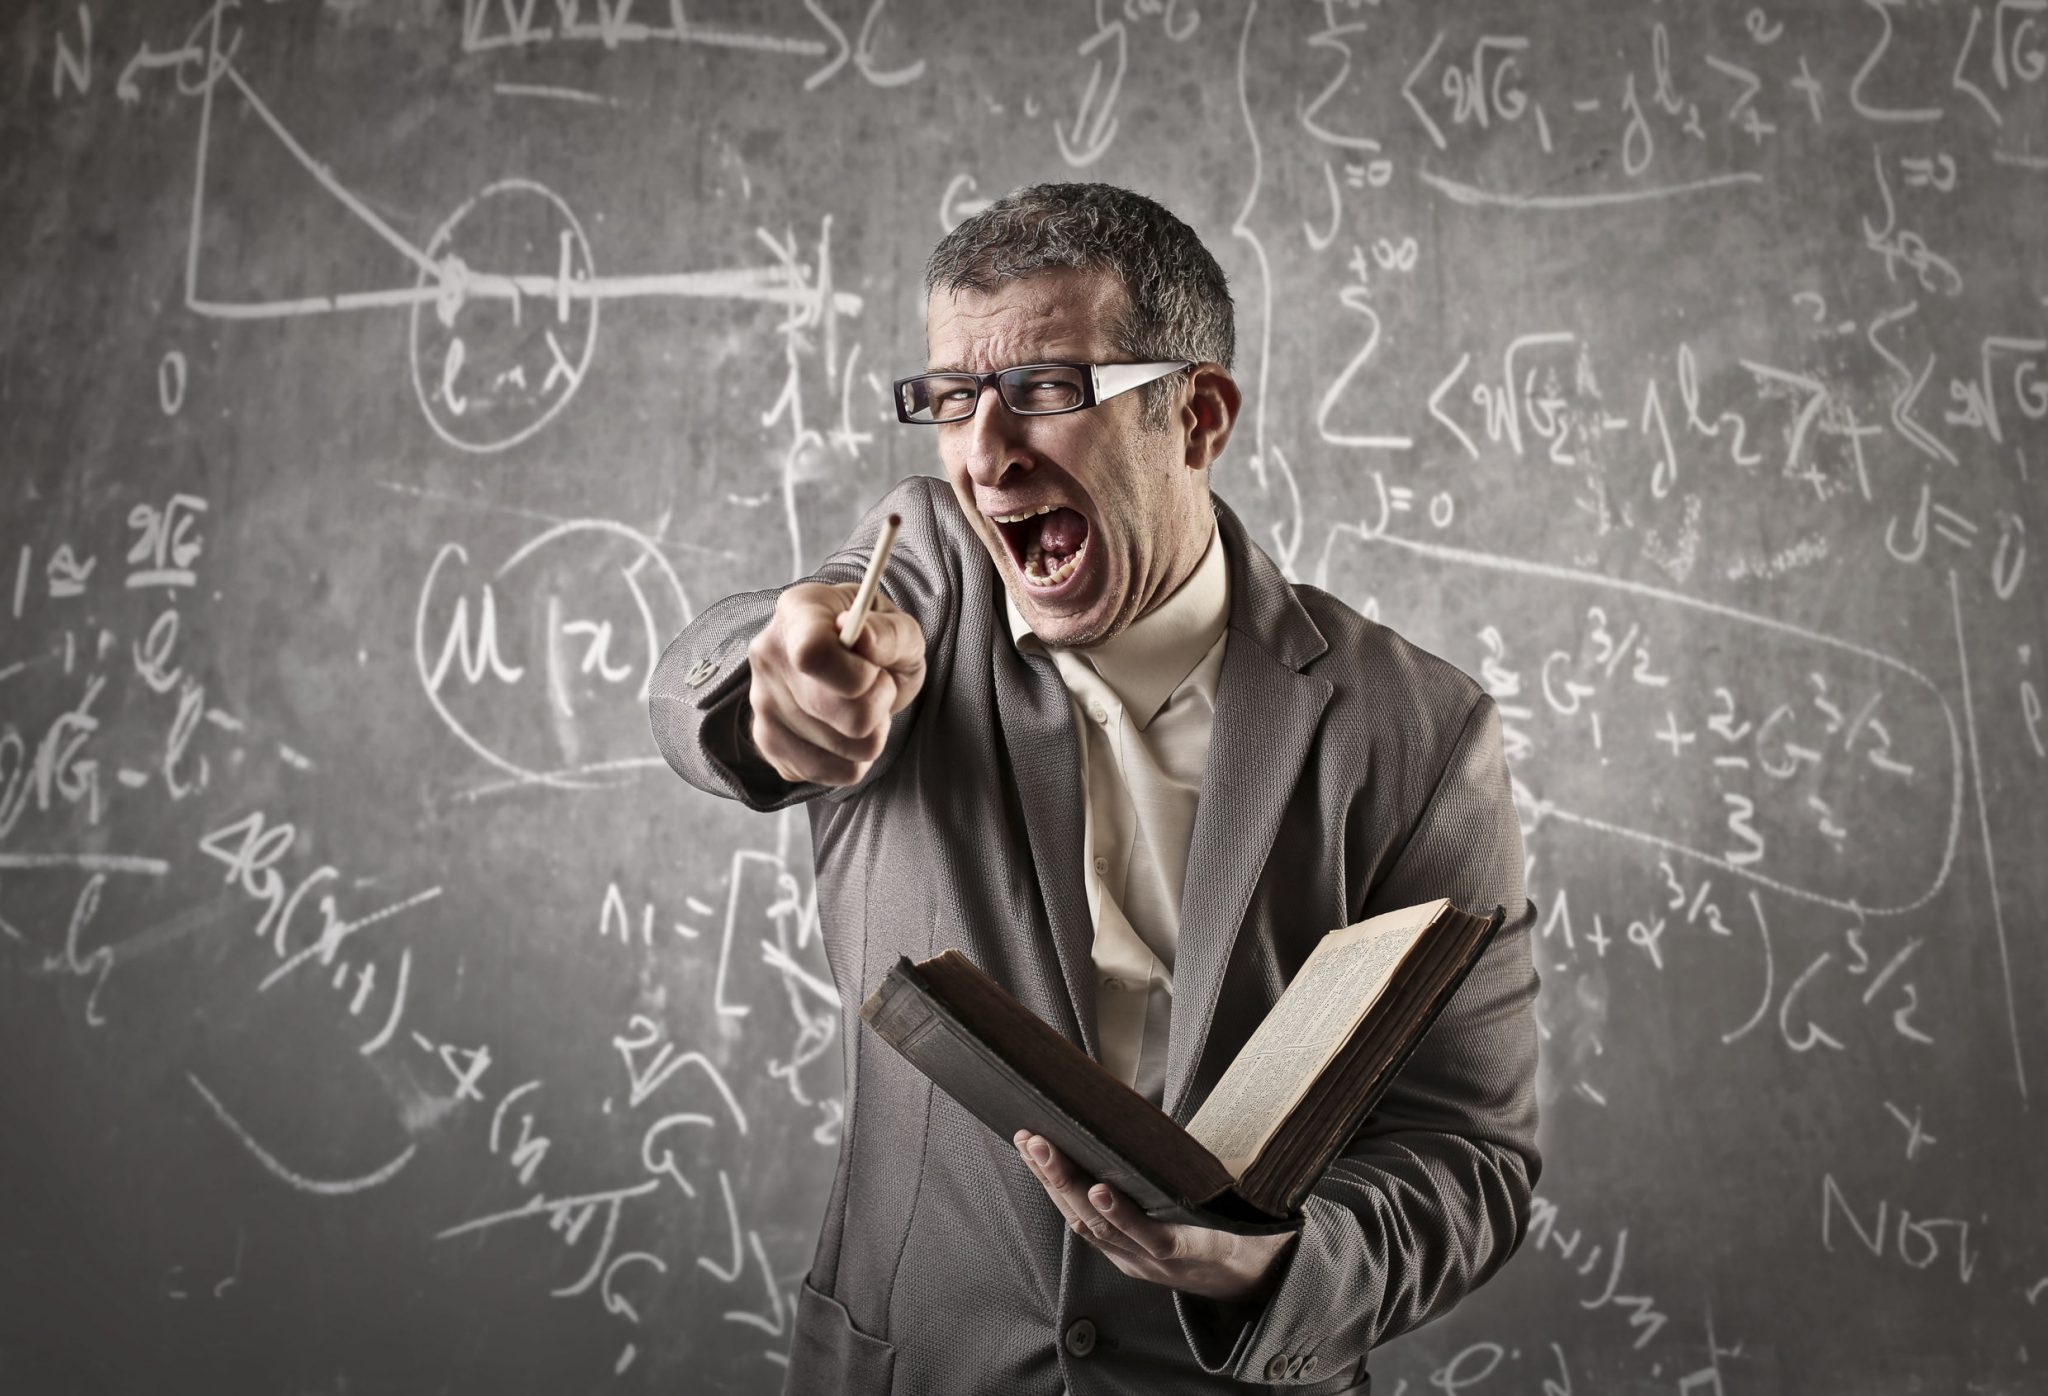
[1093,855,1109,876]
[1089,704,1109,724]
[1063,1316,1097,1357]
[1103,977,1123,992]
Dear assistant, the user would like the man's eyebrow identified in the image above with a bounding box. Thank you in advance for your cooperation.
[923,357,1079,374]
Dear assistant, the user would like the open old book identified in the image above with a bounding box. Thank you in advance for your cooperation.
[858,898,1504,1235]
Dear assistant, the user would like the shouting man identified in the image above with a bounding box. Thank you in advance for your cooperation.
[650,182,1540,1396]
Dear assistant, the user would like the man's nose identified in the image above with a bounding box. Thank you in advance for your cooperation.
[960,385,1034,489]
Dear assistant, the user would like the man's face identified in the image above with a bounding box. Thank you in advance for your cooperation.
[926,268,1211,649]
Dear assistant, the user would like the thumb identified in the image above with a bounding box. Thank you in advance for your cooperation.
[841,602,925,680]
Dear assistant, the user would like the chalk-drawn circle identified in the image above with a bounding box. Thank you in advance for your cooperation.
[408,179,599,455]
[414,521,691,795]
[159,350,187,416]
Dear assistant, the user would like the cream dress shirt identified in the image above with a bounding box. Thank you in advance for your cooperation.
[1004,517,1231,1106]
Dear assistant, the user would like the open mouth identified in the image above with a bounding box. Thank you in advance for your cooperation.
[991,505,1092,592]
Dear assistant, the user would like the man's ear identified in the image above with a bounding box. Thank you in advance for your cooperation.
[1180,363,1240,471]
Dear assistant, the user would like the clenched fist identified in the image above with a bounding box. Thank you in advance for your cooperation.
[745,581,926,787]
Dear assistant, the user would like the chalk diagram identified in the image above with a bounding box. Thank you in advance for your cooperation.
[139,1,862,453]
[415,516,694,796]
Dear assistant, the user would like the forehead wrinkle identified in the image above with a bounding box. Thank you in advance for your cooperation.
[925,272,1120,372]
[930,306,1069,373]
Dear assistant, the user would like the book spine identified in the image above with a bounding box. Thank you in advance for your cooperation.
[859,962,929,1042]
[861,960,1295,1236]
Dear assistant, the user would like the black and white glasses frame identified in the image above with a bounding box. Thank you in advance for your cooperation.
[892,360,1193,425]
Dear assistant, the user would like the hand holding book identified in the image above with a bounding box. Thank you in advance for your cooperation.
[859,898,1504,1235]
[1011,1125,1303,1302]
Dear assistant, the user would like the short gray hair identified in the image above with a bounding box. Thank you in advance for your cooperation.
[924,183,1234,430]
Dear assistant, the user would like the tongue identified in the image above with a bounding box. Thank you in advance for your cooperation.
[1039,507,1088,558]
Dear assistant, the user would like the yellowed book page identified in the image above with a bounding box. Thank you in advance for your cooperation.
[1185,899,1448,1180]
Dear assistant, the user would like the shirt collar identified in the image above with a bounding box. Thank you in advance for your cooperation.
[1005,514,1230,729]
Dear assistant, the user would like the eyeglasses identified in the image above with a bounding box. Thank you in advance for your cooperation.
[892,360,1192,425]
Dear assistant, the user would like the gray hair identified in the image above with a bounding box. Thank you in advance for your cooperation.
[924,183,1234,430]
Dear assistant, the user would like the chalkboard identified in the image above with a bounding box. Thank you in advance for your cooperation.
[2,1,2043,1392]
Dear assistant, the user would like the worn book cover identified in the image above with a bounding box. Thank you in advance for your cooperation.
[858,898,1505,1235]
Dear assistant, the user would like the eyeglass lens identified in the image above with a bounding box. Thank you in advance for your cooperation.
[899,365,1089,423]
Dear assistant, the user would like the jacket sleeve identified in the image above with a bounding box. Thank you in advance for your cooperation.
[647,476,956,813]
[1174,693,1542,1386]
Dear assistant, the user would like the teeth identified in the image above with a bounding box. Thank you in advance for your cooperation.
[990,504,1058,524]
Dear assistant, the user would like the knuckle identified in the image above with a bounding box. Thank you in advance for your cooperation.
[892,621,927,664]
[790,685,832,730]
[839,729,878,764]
[756,732,797,776]
[791,629,838,674]
[754,739,798,784]
[815,696,863,743]
[853,700,889,743]
[803,672,855,718]
[787,581,836,612]
[752,696,791,742]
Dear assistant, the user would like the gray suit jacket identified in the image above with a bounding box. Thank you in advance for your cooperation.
[649,475,1541,1396]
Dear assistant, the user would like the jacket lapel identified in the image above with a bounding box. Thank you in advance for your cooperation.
[985,492,1330,1090]
[991,634,1101,1059]
[1162,496,1331,1122]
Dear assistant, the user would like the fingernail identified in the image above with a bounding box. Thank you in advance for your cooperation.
[1030,1140,1051,1164]
[1091,1187,1113,1210]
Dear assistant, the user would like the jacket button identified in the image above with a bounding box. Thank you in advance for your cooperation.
[1301,1354,1318,1376]
[1063,1317,1097,1357]
[683,658,719,687]
[1265,1353,1291,1380]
